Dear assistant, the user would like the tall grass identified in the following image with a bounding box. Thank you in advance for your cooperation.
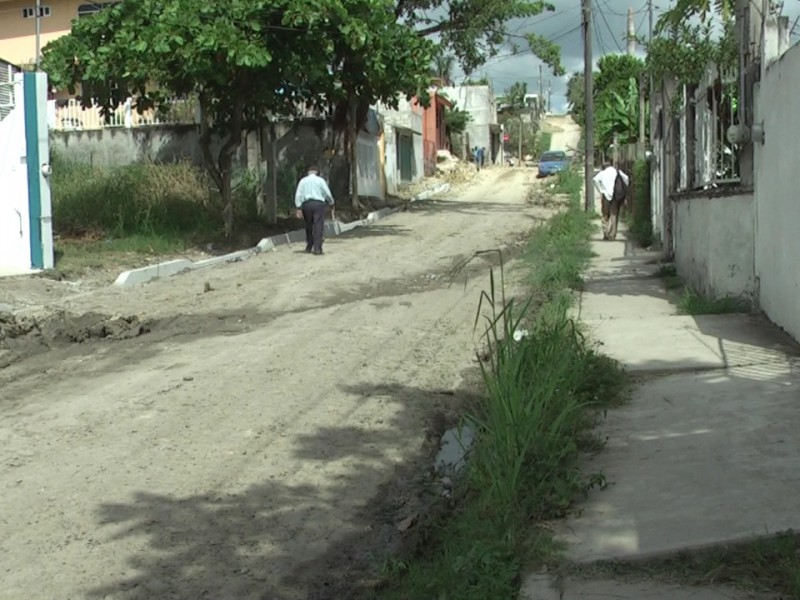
[625,159,653,248]
[51,153,219,238]
[379,181,626,599]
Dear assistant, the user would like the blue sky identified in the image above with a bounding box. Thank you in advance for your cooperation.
[449,0,800,114]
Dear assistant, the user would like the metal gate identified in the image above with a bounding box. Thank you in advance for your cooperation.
[398,132,413,182]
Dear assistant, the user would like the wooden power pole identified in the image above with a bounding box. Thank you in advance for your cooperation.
[582,0,594,212]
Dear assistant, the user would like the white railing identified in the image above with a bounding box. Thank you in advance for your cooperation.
[52,97,199,131]
[0,62,16,122]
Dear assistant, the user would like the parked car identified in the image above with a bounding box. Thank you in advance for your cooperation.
[537,150,569,178]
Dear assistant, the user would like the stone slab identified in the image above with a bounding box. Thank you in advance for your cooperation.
[114,259,193,287]
[580,313,797,373]
[191,249,254,271]
[556,361,800,563]
[520,575,774,600]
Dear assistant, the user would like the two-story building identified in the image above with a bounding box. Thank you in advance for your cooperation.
[0,0,112,66]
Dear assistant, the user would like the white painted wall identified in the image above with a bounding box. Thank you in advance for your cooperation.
[0,76,31,273]
[754,42,800,340]
[439,85,497,156]
[673,193,755,300]
[378,100,423,193]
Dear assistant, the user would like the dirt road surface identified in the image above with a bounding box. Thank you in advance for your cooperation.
[545,115,582,155]
[0,168,549,600]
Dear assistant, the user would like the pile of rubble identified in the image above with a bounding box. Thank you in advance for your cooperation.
[435,150,478,184]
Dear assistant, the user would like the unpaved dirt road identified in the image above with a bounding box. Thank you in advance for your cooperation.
[0,168,546,600]
[544,115,582,155]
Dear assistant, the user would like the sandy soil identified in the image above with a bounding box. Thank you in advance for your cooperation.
[545,115,582,155]
[0,167,549,600]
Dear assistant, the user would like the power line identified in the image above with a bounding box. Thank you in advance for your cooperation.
[595,3,624,52]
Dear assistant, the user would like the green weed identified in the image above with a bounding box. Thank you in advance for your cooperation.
[378,193,626,599]
[51,153,218,238]
[566,531,800,598]
[677,287,750,315]
[624,159,653,248]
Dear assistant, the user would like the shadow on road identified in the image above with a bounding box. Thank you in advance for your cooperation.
[85,379,483,600]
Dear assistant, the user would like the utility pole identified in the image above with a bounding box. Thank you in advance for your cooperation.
[648,0,654,145]
[582,0,594,212]
[627,7,636,55]
[538,64,543,118]
[34,0,41,68]
[547,81,552,113]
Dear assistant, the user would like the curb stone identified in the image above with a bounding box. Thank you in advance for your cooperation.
[114,182,451,287]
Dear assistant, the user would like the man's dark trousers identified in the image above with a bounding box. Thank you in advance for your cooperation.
[302,200,327,254]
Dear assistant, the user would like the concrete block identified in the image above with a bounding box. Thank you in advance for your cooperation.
[256,238,275,253]
[286,229,306,244]
[414,182,451,201]
[339,219,368,234]
[366,207,394,222]
[114,259,193,287]
[191,249,254,271]
[324,220,342,236]
[270,234,289,247]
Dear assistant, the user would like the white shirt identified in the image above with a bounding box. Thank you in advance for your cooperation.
[593,166,630,201]
[294,173,334,208]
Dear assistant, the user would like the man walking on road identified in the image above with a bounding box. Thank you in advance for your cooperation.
[593,161,629,241]
[295,165,335,255]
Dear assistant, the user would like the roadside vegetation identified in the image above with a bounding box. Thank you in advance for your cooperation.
[624,159,653,248]
[378,167,627,599]
[655,264,750,315]
[49,152,301,275]
[567,531,800,598]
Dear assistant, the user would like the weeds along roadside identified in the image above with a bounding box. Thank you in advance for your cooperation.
[377,167,627,600]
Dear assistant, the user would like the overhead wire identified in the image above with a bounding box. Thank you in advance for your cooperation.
[595,2,624,52]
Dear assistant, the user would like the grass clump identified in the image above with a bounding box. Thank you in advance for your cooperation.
[379,182,626,599]
[655,263,750,314]
[52,153,218,239]
[624,159,653,248]
[677,288,750,315]
[568,531,800,598]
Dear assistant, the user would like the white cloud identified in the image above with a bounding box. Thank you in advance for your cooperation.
[443,0,800,114]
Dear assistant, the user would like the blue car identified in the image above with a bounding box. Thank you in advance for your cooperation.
[537,150,569,177]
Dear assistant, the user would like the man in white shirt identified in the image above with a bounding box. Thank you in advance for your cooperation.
[294,165,335,255]
[592,162,630,241]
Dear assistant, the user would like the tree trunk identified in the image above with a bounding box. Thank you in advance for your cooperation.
[349,100,364,215]
[198,94,245,237]
[263,121,278,226]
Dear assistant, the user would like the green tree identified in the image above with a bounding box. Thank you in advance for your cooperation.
[503,81,528,111]
[431,52,455,85]
[400,0,565,76]
[43,0,434,232]
[566,72,585,126]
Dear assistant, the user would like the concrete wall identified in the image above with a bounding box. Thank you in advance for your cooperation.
[439,85,498,159]
[52,116,385,204]
[754,42,800,341]
[379,99,423,194]
[51,125,219,167]
[673,192,755,300]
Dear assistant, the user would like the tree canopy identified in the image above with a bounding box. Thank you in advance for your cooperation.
[566,54,646,153]
[43,0,569,232]
[43,0,435,232]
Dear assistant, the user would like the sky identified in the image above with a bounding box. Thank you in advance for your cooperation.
[450,0,800,114]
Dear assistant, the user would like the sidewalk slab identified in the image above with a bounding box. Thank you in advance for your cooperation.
[556,360,800,563]
[553,231,800,566]
[580,313,797,373]
[520,575,774,600]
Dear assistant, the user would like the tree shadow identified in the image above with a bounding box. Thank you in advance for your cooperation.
[83,378,483,600]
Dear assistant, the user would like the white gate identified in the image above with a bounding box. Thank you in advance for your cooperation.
[0,71,53,275]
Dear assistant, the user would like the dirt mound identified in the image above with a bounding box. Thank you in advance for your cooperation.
[0,309,150,367]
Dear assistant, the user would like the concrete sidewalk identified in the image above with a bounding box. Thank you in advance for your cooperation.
[521,229,800,600]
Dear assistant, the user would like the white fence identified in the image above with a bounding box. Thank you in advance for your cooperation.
[52,97,198,131]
